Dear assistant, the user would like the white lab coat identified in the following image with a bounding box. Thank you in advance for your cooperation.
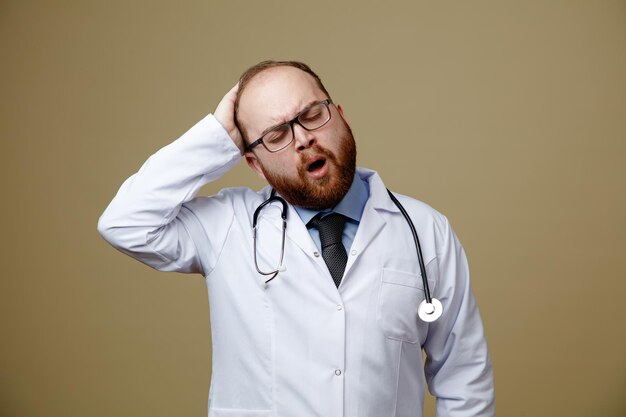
[98,114,494,417]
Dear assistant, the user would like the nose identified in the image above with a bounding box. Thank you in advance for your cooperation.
[292,123,316,151]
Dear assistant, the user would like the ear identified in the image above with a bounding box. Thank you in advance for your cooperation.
[245,151,267,180]
[335,103,351,128]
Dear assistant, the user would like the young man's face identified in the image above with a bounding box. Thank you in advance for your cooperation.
[238,66,356,210]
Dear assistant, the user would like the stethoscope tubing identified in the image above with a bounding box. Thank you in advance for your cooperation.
[252,190,287,284]
[251,188,441,321]
[386,189,433,304]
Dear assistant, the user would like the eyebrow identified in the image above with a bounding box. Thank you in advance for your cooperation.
[260,99,319,136]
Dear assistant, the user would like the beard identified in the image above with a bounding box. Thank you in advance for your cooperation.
[259,123,357,210]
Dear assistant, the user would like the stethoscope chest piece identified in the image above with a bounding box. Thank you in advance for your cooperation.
[418,298,443,322]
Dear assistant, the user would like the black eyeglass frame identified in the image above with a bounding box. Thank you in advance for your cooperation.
[245,99,333,153]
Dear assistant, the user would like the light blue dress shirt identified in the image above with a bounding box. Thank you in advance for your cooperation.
[294,174,369,252]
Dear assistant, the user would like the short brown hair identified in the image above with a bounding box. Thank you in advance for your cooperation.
[234,60,332,140]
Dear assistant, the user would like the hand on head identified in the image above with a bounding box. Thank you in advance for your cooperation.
[214,83,245,154]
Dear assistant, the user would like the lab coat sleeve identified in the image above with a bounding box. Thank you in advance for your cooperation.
[97,114,242,275]
[423,215,495,416]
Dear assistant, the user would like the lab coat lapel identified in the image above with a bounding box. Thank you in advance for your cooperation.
[344,204,385,276]
[344,168,400,275]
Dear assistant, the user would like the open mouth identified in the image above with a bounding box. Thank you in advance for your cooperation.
[305,156,329,179]
[307,158,326,173]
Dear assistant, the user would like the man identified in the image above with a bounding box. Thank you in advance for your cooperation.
[98,60,495,417]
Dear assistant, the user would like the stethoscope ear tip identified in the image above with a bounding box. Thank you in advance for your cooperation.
[418,298,443,322]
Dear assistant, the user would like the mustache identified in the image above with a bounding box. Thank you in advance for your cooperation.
[297,144,337,168]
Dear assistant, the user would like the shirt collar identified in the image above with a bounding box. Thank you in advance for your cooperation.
[294,173,370,225]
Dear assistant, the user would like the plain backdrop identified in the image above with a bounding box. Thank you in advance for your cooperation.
[1,1,625,416]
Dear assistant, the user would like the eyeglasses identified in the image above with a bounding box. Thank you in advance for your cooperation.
[245,99,333,153]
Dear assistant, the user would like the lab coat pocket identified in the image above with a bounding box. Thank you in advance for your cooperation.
[377,259,438,343]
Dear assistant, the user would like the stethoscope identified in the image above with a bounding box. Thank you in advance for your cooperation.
[252,189,443,322]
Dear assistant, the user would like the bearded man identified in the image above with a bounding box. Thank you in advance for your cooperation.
[98,60,495,417]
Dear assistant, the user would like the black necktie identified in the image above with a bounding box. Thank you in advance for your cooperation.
[308,213,348,288]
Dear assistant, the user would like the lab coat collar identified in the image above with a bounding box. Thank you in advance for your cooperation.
[356,167,401,214]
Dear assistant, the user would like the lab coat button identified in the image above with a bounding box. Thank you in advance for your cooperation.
[336,305,343,311]
[335,369,342,376]
[314,251,320,257]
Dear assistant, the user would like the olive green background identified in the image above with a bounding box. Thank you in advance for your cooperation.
[1,1,625,416]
